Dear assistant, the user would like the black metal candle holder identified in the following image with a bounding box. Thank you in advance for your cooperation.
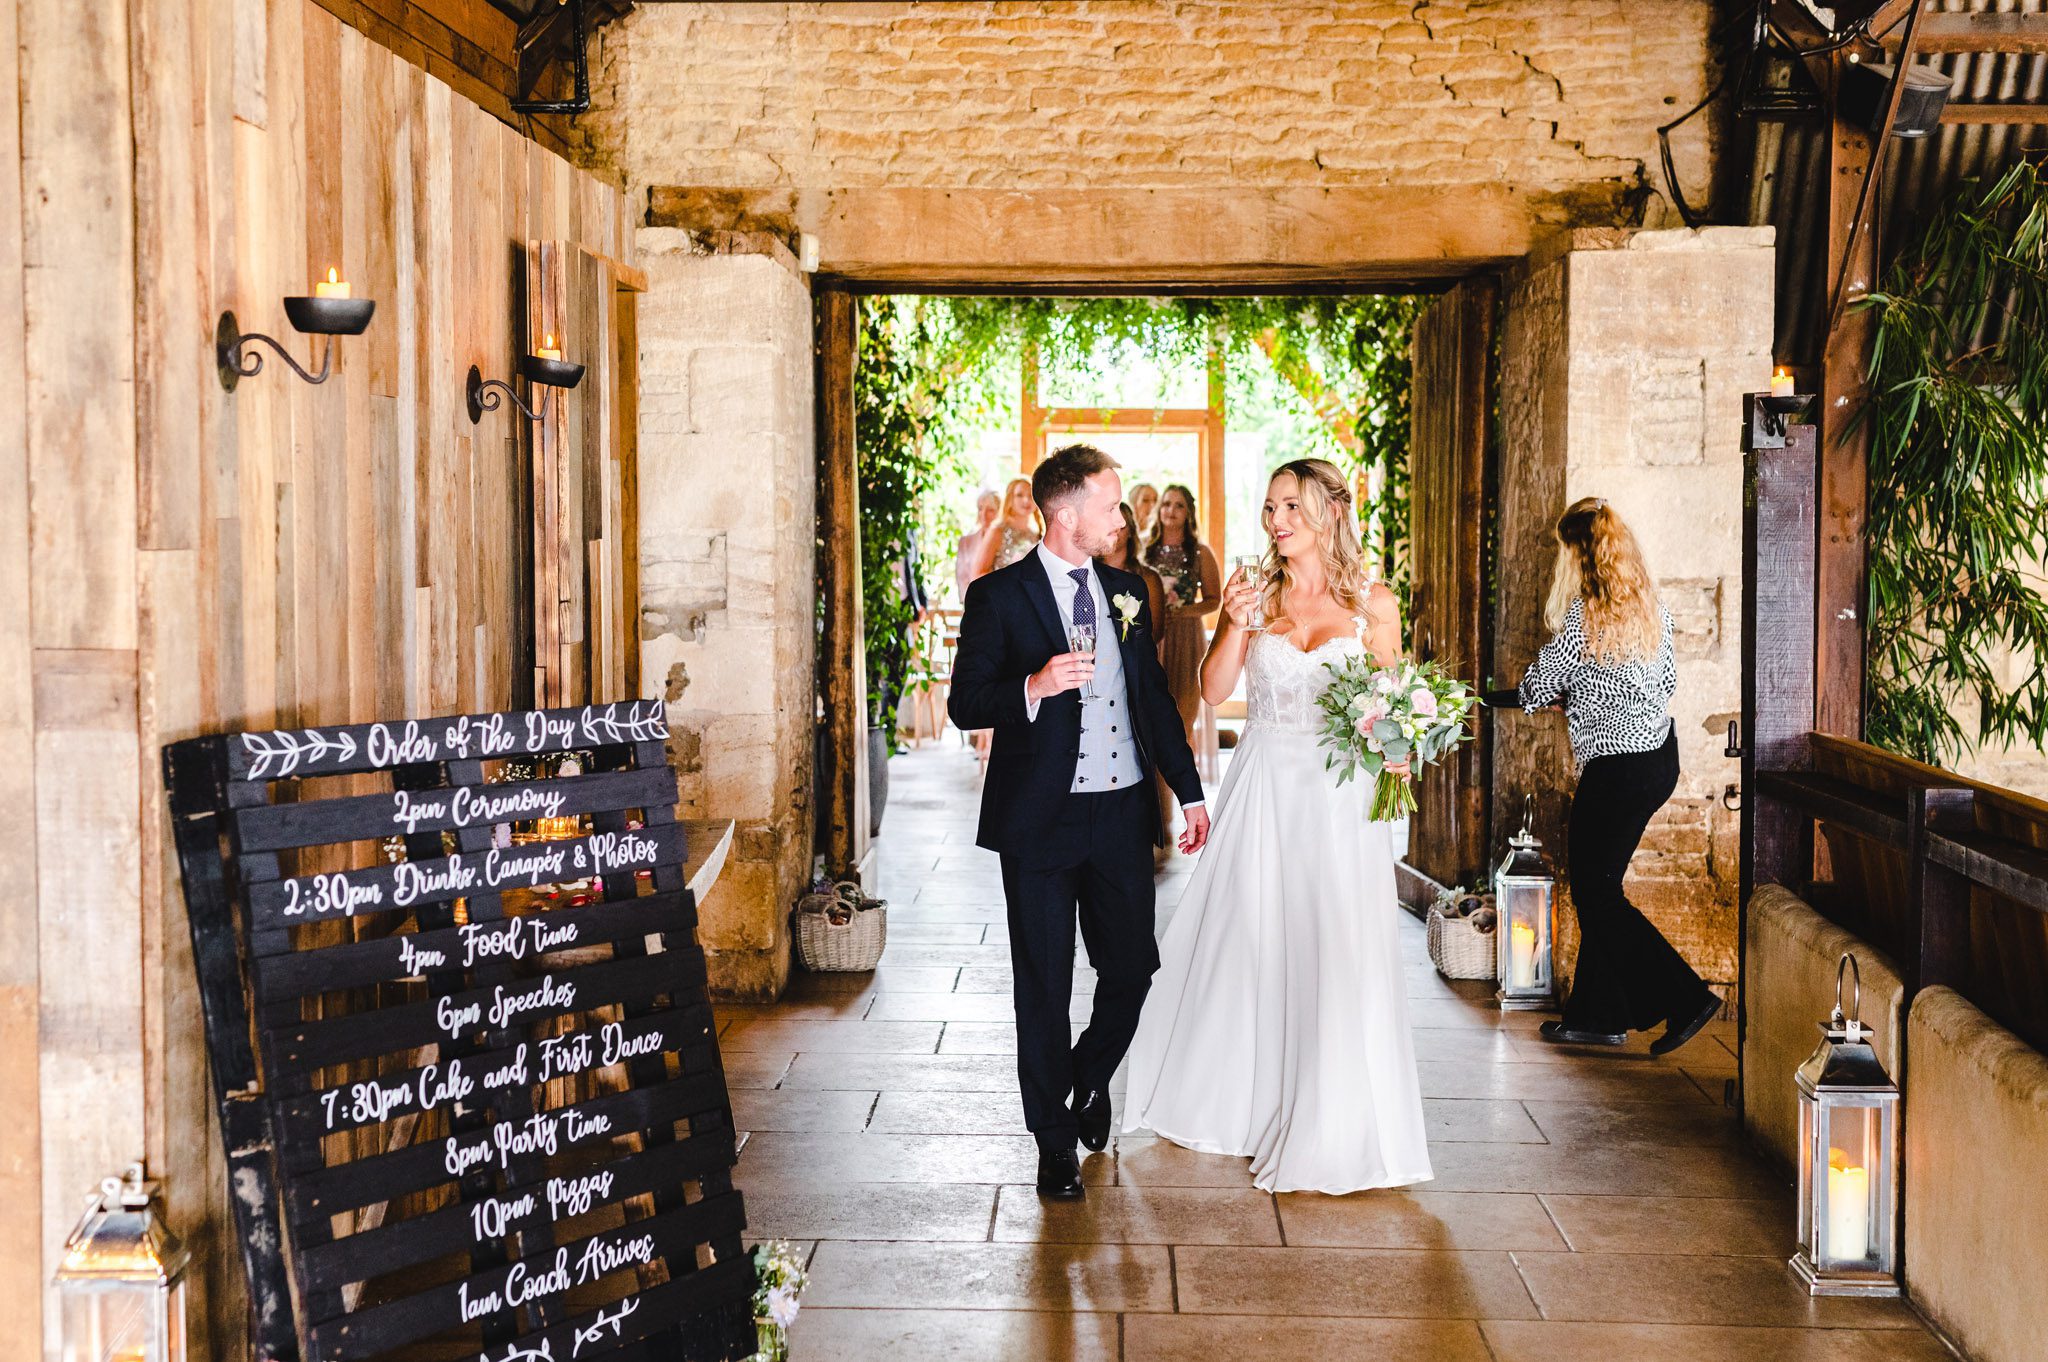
[1742,390,1814,452]
[217,296,376,391]
[466,353,587,424]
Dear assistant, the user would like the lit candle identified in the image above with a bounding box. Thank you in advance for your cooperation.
[1509,919,1537,989]
[313,266,351,300]
[1825,1151,1870,1262]
[536,332,563,362]
[1770,367,1795,399]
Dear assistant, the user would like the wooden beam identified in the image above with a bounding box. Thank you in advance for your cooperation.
[1042,408,1211,433]
[1940,103,2048,125]
[1020,344,1044,472]
[816,290,868,875]
[1204,342,1227,562]
[1881,11,2048,54]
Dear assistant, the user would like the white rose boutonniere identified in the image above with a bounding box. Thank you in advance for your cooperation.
[1111,592,1142,640]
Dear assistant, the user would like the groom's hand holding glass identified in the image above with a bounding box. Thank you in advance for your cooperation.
[1026,650,1096,701]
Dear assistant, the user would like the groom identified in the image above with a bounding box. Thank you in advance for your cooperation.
[948,444,1210,1199]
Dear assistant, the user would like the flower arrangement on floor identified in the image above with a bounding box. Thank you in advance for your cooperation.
[749,1239,808,1361]
[1316,656,1477,822]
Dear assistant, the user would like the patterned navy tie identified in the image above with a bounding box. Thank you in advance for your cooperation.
[1068,568,1096,630]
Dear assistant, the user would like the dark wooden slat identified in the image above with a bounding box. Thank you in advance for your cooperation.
[309,1192,747,1361]
[231,765,677,852]
[278,1007,713,1142]
[420,1256,755,1362]
[1755,769,1908,849]
[1880,12,2048,54]
[1927,827,2048,917]
[253,889,695,999]
[296,1129,734,1295]
[264,948,705,1073]
[286,1066,731,1222]
[1940,103,2048,124]
[224,698,671,779]
[244,821,681,930]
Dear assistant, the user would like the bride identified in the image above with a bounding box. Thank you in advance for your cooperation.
[1121,458,1433,1194]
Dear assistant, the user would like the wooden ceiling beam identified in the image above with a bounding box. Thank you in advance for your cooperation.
[1879,11,2048,54]
[1942,102,2048,124]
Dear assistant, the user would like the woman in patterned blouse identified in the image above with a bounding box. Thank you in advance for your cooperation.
[1519,497,1719,1056]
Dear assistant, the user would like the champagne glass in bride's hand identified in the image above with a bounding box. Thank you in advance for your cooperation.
[1067,623,1099,700]
[1233,555,1266,631]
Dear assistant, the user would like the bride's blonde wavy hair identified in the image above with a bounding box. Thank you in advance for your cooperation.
[1544,496,1661,663]
[1261,459,1373,626]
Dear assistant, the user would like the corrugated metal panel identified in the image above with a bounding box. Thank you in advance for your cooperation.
[1752,0,2048,362]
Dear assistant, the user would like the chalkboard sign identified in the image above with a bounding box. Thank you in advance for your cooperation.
[164,700,755,1362]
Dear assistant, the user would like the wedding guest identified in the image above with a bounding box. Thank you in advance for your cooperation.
[1129,482,1161,541]
[1099,502,1170,856]
[968,476,1043,582]
[955,489,1001,600]
[1144,484,1220,779]
[1519,496,1719,1055]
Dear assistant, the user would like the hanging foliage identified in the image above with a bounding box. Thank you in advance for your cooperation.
[1861,161,2048,768]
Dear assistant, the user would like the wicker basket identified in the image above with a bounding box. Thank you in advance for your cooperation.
[1427,902,1497,981]
[795,880,887,972]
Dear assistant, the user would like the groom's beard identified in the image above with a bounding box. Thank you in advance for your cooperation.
[1074,527,1114,559]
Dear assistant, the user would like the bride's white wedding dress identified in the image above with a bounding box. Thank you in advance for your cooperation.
[1122,619,1434,1194]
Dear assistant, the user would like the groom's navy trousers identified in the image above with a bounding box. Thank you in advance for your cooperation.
[949,554,1202,1150]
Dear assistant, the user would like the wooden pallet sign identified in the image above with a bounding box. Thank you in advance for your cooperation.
[163,700,756,1362]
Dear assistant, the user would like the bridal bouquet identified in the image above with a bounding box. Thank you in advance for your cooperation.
[1316,656,1478,822]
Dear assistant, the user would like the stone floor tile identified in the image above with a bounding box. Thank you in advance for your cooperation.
[720,1049,796,1090]
[1277,1189,1568,1251]
[890,902,1006,923]
[716,995,874,1023]
[866,991,1091,1023]
[787,1308,1119,1361]
[737,1131,1114,1187]
[1424,1098,1547,1144]
[780,1052,1017,1092]
[1417,1060,1715,1104]
[868,1089,1027,1135]
[937,1021,1084,1054]
[741,1181,998,1242]
[1425,1140,1782,1199]
[1411,1027,1526,1064]
[720,1018,944,1054]
[730,1088,877,1134]
[1511,1252,1926,1328]
[865,943,1018,968]
[804,1240,1173,1312]
[1112,1136,1258,1188]
[1125,1314,1495,1362]
[887,921,990,943]
[1539,1193,1788,1256]
[993,1183,1283,1245]
[1175,1244,1541,1319]
[1520,1098,1745,1150]
[1477,1320,1960,1362]
[956,965,1096,994]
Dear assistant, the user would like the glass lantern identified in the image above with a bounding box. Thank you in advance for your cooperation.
[1493,797,1557,1010]
[55,1163,190,1362]
[1791,954,1900,1297]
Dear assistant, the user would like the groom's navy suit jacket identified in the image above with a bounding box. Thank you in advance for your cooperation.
[948,555,1204,856]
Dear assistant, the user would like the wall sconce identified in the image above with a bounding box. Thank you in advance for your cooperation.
[1743,384,1813,452]
[216,270,375,391]
[466,335,586,424]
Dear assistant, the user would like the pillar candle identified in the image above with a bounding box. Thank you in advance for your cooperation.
[1509,919,1537,989]
[1826,1157,1870,1262]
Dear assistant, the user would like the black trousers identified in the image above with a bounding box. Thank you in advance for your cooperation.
[999,783,1157,1149]
[1562,729,1714,1034]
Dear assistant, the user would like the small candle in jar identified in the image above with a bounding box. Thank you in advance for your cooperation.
[314,267,351,299]
[1770,367,1795,399]
[536,332,563,362]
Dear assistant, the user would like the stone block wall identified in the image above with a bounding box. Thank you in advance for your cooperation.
[577,0,1716,220]
[1495,226,1772,1000]
[637,229,816,999]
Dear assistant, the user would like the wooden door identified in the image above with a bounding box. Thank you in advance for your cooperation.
[1407,277,1498,889]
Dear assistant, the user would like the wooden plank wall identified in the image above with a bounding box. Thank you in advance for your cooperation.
[3,1,637,1357]
[1407,278,1497,889]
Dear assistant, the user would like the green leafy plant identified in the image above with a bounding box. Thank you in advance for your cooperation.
[1861,160,2048,767]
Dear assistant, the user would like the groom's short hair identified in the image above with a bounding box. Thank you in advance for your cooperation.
[1033,443,1120,515]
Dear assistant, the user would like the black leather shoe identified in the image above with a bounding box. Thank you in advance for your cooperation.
[1073,1087,1113,1152]
[1651,994,1722,1056]
[1538,1020,1627,1047]
[1036,1145,1084,1199]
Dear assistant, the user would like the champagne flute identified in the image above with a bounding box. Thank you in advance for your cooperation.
[1067,623,1098,700]
[1234,554,1266,632]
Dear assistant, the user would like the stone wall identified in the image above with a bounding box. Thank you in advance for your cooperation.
[1495,226,1772,999]
[637,230,817,999]
[579,0,1718,223]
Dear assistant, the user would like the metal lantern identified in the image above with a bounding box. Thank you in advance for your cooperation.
[1791,954,1901,1297]
[1493,797,1557,1010]
[55,1163,190,1362]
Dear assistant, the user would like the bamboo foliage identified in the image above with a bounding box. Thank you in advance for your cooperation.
[1861,161,2048,767]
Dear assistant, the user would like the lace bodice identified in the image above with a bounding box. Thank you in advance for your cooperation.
[1246,623,1370,734]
